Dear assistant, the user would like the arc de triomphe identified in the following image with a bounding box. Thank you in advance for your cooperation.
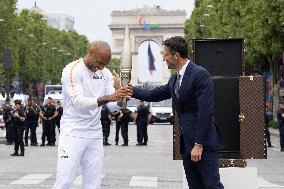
[109,6,186,85]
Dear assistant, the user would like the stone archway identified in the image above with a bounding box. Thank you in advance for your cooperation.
[109,6,186,85]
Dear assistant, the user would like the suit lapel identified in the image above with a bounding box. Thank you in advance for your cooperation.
[178,61,193,99]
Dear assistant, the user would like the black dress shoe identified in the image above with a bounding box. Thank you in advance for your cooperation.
[267,144,274,148]
[142,142,147,146]
[115,142,118,145]
[19,152,24,156]
[10,152,19,156]
[281,148,284,152]
[24,143,28,146]
[30,143,38,146]
[121,143,128,146]
[104,142,111,146]
[136,143,143,146]
[40,143,45,146]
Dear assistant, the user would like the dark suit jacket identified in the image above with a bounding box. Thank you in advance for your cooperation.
[133,61,224,159]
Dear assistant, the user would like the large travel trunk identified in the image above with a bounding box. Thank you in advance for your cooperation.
[173,39,267,167]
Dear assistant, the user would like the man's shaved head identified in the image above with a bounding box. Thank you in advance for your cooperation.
[90,41,111,56]
[84,41,112,73]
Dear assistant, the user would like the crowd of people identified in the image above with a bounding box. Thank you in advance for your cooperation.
[0,95,152,157]
[1,96,63,156]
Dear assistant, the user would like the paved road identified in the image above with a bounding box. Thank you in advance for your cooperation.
[0,124,283,188]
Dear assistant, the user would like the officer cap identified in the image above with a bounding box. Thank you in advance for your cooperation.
[48,96,53,100]
[5,97,10,102]
[14,100,22,105]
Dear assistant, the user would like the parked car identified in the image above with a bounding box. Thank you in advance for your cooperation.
[150,99,173,124]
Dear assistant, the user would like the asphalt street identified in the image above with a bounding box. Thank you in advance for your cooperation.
[0,123,283,189]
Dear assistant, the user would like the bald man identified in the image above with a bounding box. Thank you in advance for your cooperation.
[53,41,132,189]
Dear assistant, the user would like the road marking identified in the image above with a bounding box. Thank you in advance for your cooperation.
[73,174,105,185]
[129,176,158,187]
[258,177,283,188]
[10,174,52,185]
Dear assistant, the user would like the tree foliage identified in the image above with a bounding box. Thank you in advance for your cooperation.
[185,0,284,77]
[0,2,90,94]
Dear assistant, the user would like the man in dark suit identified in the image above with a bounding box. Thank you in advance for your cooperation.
[131,36,224,189]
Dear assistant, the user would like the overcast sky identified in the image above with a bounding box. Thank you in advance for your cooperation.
[16,0,195,43]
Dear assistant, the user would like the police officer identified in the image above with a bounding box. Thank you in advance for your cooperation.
[24,98,40,146]
[39,97,58,146]
[55,101,63,133]
[100,104,112,145]
[11,100,26,156]
[277,101,284,152]
[118,107,132,146]
[113,110,122,145]
[3,98,14,145]
[265,105,273,147]
[136,101,151,146]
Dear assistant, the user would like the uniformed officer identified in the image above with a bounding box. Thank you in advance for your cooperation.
[135,101,151,146]
[11,100,26,156]
[113,110,122,145]
[265,105,273,147]
[118,107,132,146]
[100,104,112,145]
[277,101,284,152]
[39,97,58,146]
[55,101,63,133]
[3,98,14,145]
[24,98,40,146]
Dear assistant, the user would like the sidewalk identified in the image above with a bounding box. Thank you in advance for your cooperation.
[269,128,279,138]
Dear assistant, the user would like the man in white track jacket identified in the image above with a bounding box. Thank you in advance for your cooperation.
[53,41,132,189]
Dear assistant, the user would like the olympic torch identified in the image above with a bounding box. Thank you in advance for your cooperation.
[120,25,132,109]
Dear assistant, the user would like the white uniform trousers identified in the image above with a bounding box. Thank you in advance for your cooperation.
[53,135,104,189]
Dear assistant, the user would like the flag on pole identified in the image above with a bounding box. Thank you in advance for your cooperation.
[148,43,156,75]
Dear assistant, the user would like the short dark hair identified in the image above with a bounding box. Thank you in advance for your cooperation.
[162,36,188,58]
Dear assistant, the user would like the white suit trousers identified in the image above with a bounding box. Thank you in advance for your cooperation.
[53,135,104,189]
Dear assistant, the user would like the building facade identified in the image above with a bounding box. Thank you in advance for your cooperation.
[109,6,187,85]
[30,2,74,31]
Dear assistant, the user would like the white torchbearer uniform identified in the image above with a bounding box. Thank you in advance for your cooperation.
[53,59,119,189]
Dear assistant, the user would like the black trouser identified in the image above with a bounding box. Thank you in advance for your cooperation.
[101,120,111,142]
[42,120,55,144]
[120,121,129,143]
[13,126,24,153]
[137,119,148,143]
[280,125,284,149]
[264,125,272,145]
[55,119,60,133]
[5,122,14,143]
[24,121,38,144]
[115,121,121,142]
